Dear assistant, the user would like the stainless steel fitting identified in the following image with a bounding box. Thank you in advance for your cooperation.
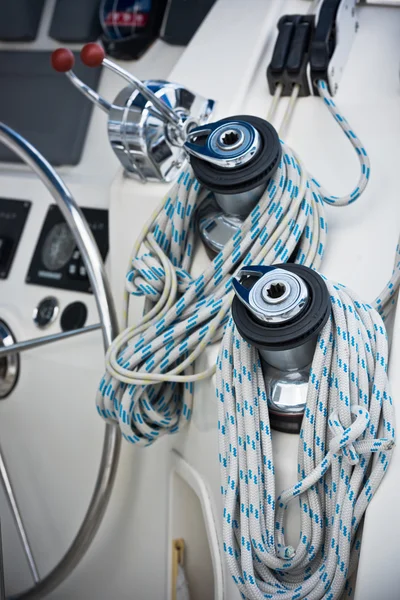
[185,120,261,170]
[232,264,330,433]
[184,115,281,254]
[52,44,215,183]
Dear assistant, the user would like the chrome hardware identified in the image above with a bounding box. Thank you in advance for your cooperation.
[264,364,310,415]
[108,81,213,182]
[51,44,215,183]
[232,264,330,433]
[232,266,312,426]
[196,182,267,254]
[186,115,281,255]
[0,324,101,359]
[261,338,317,374]
[199,211,244,254]
[0,320,19,400]
[233,267,309,326]
[185,120,261,169]
[214,184,267,219]
[0,122,120,598]
[185,120,263,225]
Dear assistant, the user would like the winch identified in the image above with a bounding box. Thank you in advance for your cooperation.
[184,115,281,253]
[232,264,330,433]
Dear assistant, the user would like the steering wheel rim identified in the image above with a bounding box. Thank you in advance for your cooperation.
[0,122,121,600]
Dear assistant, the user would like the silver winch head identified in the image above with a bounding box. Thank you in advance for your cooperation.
[184,115,281,255]
[231,264,330,434]
[52,44,215,183]
[233,267,309,324]
[184,120,261,169]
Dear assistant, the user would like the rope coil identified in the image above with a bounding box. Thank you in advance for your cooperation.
[216,280,395,600]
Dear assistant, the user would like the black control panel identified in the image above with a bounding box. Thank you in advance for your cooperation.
[0,198,31,279]
[26,205,108,294]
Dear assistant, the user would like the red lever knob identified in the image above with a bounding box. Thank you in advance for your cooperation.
[51,48,75,72]
[80,43,105,68]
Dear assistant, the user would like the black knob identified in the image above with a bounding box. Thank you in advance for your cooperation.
[60,301,88,332]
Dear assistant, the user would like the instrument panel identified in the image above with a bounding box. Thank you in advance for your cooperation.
[26,204,108,293]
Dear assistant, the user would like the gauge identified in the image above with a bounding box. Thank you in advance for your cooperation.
[41,223,76,271]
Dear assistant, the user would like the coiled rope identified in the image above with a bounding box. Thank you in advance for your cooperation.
[96,81,374,445]
[216,279,395,600]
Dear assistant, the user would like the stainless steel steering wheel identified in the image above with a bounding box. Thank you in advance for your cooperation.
[0,123,121,599]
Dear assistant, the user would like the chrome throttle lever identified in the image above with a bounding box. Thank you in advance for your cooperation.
[51,43,215,183]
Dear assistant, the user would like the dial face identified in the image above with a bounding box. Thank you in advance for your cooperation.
[41,223,76,271]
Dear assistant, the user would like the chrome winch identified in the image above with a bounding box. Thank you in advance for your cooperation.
[51,43,215,182]
[184,115,281,254]
[232,264,330,433]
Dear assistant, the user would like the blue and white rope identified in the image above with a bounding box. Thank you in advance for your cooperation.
[374,239,400,319]
[97,82,374,446]
[216,279,395,600]
[310,81,370,207]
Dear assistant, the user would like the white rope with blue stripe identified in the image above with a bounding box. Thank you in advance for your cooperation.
[97,81,385,446]
[216,278,395,600]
